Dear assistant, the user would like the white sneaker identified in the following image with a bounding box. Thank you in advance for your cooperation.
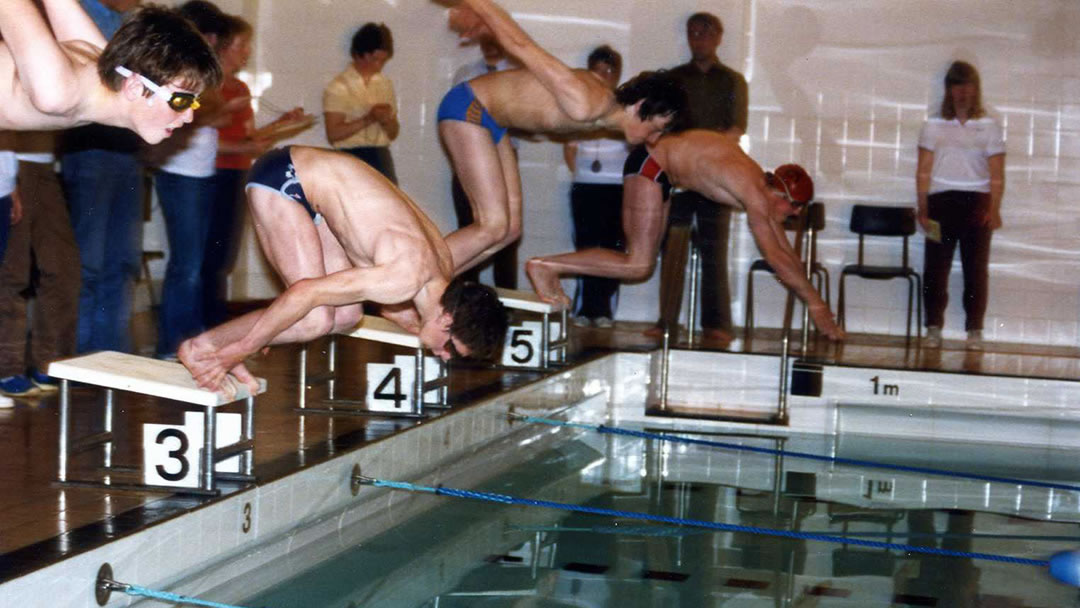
[966,330,985,351]
[571,315,592,328]
[593,316,614,329]
[924,326,942,348]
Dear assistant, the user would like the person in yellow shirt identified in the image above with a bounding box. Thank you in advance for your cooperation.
[322,23,400,184]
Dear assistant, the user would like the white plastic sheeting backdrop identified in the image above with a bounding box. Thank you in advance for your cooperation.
[171,0,1080,346]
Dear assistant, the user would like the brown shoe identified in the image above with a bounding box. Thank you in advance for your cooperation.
[642,324,664,338]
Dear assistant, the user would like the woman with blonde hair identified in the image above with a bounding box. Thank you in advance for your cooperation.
[916,60,1005,350]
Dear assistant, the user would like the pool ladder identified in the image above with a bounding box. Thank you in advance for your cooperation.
[655,205,818,424]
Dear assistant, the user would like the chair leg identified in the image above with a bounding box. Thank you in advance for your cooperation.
[904,277,914,343]
[837,274,847,330]
[744,270,755,342]
[915,274,923,340]
[819,267,832,308]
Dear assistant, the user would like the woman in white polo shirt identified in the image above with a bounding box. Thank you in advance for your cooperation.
[916,61,1005,350]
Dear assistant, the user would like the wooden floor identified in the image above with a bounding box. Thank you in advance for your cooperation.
[1,317,1077,583]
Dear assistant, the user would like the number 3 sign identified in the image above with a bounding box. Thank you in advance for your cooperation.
[144,411,241,488]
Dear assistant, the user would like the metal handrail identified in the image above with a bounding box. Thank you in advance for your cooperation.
[777,206,815,423]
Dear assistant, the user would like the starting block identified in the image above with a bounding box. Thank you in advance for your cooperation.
[494,287,567,370]
[48,351,265,496]
[297,316,449,418]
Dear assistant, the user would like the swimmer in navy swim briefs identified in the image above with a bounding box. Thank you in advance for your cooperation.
[246,147,318,220]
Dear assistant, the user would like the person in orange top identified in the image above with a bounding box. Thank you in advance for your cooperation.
[203,14,309,327]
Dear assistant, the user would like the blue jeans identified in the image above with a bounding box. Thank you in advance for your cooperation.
[0,194,10,264]
[62,149,142,353]
[202,168,246,327]
[155,170,213,356]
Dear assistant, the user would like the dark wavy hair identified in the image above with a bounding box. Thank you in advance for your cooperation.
[614,69,687,127]
[98,5,222,93]
[441,278,508,361]
[351,23,393,58]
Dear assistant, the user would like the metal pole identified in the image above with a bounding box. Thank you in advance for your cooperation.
[540,313,551,369]
[413,347,424,416]
[328,336,338,400]
[298,345,308,410]
[103,388,114,470]
[687,243,700,348]
[202,406,216,492]
[659,327,671,410]
[243,396,255,476]
[58,379,70,482]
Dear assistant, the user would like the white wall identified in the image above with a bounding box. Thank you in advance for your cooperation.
[195,0,1080,347]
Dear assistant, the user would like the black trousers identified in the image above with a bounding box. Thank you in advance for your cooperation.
[569,182,624,319]
[451,175,518,288]
[923,190,992,331]
[657,191,732,332]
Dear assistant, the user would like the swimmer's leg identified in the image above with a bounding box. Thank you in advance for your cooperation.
[440,120,521,274]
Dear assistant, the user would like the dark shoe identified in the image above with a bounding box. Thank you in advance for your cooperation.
[29,369,59,393]
[702,328,734,348]
[0,375,40,397]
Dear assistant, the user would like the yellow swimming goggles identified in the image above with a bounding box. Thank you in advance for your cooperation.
[115,66,201,112]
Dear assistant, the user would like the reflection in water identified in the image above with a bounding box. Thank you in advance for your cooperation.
[244,429,1079,607]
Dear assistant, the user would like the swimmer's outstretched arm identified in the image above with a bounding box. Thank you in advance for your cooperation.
[449,0,612,122]
[743,195,844,340]
[0,0,96,119]
[40,0,107,47]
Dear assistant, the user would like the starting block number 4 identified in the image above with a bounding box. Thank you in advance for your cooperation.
[144,411,241,488]
[365,355,441,413]
[501,320,561,368]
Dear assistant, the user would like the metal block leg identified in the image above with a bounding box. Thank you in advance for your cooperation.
[298,345,308,410]
[201,406,216,493]
[744,270,755,342]
[687,244,700,348]
[541,313,551,369]
[413,347,425,417]
[58,379,70,482]
[242,395,255,476]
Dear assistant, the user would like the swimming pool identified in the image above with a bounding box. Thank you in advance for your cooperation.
[213,405,1080,607]
[5,351,1079,607]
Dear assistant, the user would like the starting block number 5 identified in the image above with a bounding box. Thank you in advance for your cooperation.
[144,411,241,488]
[366,355,441,412]
[501,320,561,368]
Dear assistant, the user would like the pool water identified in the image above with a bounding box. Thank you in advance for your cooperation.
[241,425,1080,607]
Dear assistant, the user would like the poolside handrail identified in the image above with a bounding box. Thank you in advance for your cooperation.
[777,205,814,423]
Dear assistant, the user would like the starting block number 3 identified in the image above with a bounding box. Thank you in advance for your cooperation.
[365,355,441,412]
[501,320,561,368]
[144,411,241,488]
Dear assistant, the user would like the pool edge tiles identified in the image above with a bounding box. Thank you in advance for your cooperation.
[0,354,623,608]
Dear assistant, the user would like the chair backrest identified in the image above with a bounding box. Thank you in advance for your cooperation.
[849,205,915,236]
[782,201,826,232]
[849,205,915,267]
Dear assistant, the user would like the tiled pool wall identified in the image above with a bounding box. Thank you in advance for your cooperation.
[0,356,620,608]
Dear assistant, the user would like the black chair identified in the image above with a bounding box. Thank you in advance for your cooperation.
[837,205,921,341]
[744,202,830,340]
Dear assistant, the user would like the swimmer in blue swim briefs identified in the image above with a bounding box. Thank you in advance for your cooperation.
[179,146,508,395]
[436,0,686,279]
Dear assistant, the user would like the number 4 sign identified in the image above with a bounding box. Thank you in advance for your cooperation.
[365,355,441,413]
[143,411,241,488]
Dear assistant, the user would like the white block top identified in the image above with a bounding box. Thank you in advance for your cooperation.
[344,315,422,349]
[48,351,266,407]
[495,287,557,313]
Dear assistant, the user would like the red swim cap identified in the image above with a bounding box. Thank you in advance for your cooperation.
[773,164,814,205]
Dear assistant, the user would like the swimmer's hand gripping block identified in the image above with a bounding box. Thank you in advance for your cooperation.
[48,351,266,407]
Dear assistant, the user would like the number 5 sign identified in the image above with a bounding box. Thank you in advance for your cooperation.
[501,320,561,368]
[144,411,241,488]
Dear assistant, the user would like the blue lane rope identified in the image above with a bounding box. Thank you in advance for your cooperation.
[361,476,1050,568]
[121,584,258,608]
[506,524,1080,542]
[516,415,1080,493]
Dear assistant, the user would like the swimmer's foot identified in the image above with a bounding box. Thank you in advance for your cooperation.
[526,259,571,310]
